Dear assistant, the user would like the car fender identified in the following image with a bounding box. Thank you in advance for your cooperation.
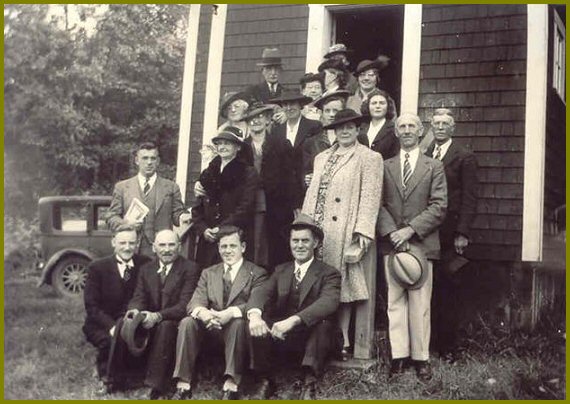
[38,248,97,286]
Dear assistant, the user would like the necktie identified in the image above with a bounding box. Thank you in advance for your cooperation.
[434,146,442,161]
[294,266,302,288]
[159,265,167,285]
[123,264,133,282]
[143,178,151,195]
[403,153,412,187]
[223,265,232,305]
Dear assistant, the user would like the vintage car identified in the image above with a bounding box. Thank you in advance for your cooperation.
[37,196,113,297]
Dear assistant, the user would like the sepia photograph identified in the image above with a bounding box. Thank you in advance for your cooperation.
[4,3,566,400]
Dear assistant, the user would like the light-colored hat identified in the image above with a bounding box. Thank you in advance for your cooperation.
[211,126,245,145]
[324,43,353,59]
[289,213,324,241]
[256,48,283,67]
[388,244,429,290]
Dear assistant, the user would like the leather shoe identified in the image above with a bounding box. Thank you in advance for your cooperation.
[388,358,408,378]
[171,387,192,400]
[251,378,275,400]
[149,389,162,400]
[299,381,316,400]
[415,361,433,382]
[222,390,239,400]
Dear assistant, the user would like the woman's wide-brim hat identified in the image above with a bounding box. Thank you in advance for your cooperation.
[269,91,313,107]
[388,244,429,290]
[288,213,324,241]
[239,102,276,121]
[354,55,390,75]
[211,126,245,145]
[256,47,283,67]
[313,89,351,110]
[324,43,353,59]
[322,108,366,130]
[120,311,151,357]
[219,91,252,119]
[318,58,348,74]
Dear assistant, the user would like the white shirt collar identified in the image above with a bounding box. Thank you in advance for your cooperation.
[400,147,421,186]
[224,258,244,282]
[115,255,134,279]
[366,118,386,146]
[434,138,452,160]
[286,117,302,145]
[138,172,157,191]
[294,257,314,282]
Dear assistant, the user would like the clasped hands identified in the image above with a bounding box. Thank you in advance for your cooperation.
[125,309,162,329]
[197,308,234,330]
[389,226,415,251]
[248,313,300,340]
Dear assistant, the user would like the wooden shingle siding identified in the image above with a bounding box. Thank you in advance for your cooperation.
[419,4,527,261]
[186,7,213,204]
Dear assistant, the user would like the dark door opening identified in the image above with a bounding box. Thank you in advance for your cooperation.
[334,5,405,112]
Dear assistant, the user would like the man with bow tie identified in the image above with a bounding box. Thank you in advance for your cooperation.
[425,108,478,362]
[171,225,267,400]
[377,112,447,381]
[125,229,200,399]
[83,225,151,394]
[246,214,341,400]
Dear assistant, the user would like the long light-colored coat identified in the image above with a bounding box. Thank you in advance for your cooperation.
[303,143,383,302]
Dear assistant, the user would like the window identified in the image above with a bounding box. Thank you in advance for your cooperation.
[55,205,88,232]
[94,205,110,231]
[553,8,565,101]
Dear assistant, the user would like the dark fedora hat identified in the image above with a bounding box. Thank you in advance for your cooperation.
[240,101,276,121]
[219,91,253,119]
[256,47,283,67]
[324,43,353,59]
[120,311,150,357]
[354,55,390,75]
[317,58,348,74]
[212,126,245,145]
[388,244,429,290]
[269,90,313,107]
[322,108,366,130]
[289,213,324,241]
[313,89,351,110]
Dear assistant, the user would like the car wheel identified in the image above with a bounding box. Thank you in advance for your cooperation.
[52,256,90,297]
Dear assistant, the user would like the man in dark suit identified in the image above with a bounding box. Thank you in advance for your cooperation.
[171,226,267,400]
[83,225,151,393]
[269,92,322,210]
[247,214,341,400]
[125,229,200,399]
[425,108,478,361]
[106,142,191,256]
[378,112,447,381]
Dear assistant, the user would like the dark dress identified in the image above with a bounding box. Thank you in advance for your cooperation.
[357,119,399,161]
[192,156,260,269]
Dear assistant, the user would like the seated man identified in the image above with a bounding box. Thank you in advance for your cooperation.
[247,214,341,400]
[83,225,151,393]
[125,229,200,399]
[171,225,267,400]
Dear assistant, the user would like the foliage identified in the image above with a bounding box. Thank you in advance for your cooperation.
[4,4,189,219]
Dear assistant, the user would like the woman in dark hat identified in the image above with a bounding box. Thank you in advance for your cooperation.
[318,59,350,95]
[218,91,252,135]
[302,109,383,359]
[191,126,260,269]
[357,88,399,160]
[241,102,298,270]
[346,56,390,113]
[299,72,325,121]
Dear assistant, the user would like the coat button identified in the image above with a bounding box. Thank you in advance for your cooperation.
[332,216,337,221]
[335,197,341,202]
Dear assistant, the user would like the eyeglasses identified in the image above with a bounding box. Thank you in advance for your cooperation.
[359,72,377,78]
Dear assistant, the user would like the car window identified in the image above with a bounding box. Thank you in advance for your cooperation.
[94,205,110,230]
[55,205,88,232]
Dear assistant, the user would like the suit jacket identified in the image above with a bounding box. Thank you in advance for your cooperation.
[83,254,151,339]
[426,141,478,241]
[271,116,323,149]
[302,130,333,176]
[357,120,399,161]
[187,260,268,316]
[106,175,186,242]
[249,259,341,327]
[245,81,285,103]
[378,153,448,259]
[128,256,200,321]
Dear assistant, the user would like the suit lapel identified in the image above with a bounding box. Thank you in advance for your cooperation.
[441,141,459,166]
[127,176,143,202]
[213,264,225,309]
[278,263,295,300]
[148,260,162,308]
[404,154,430,198]
[154,177,167,213]
[299,261,319,307]
[386,156,404,199]
[372,121,394,147]
[295,117,309,148]
[227,262,250,306]
[161,259,183,308]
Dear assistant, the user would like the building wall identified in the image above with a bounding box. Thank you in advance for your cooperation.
[419,4,528,261]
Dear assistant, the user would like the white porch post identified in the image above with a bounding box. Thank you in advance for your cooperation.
[400,4,423,114]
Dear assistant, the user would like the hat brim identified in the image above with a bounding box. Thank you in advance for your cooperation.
[212,133,244,145]
[355,60,388,75]
[269,95,313,107]
[322,115,366,130]
[313,90,351,110]
[324,49,353,59]
[256,61,283,67]
[388,244,429,290]
[240,105,276,121]
[120,312,150,357]
[219,92,251,118]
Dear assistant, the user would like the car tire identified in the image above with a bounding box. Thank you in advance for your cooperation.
[52,256,90,297]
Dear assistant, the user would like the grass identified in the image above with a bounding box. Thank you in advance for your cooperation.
[4,274,566,400]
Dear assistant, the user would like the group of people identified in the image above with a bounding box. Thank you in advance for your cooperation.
[83,43,478,400]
